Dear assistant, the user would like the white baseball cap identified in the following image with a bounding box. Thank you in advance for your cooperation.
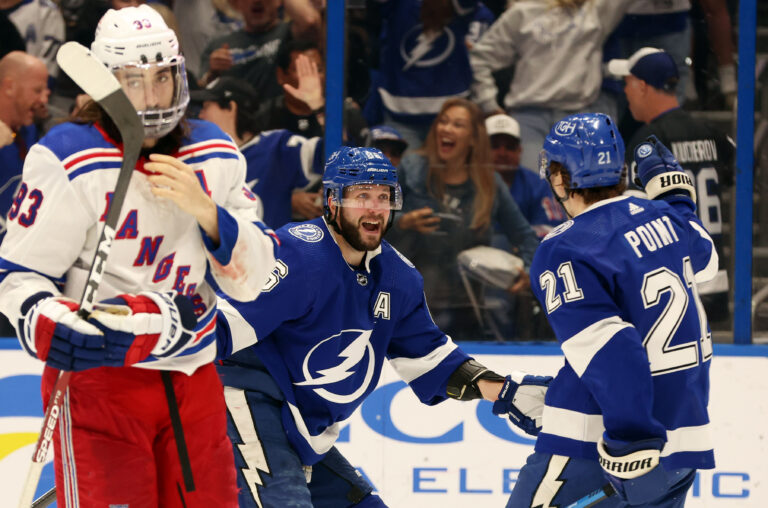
[485,114,521,139]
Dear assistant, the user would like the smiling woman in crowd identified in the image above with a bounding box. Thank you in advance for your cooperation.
[389,97,539,340]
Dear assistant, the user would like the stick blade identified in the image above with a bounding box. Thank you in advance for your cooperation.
[55,42,144,150]
[56,42,120,102]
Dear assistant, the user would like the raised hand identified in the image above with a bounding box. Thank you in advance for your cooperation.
[282,53,324,112]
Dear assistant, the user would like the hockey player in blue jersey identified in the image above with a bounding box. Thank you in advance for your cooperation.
[214,146,551,507]
[505,113,716,507]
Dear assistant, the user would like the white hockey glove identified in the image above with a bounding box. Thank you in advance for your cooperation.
[492,372,552,435]
[633,135,696,201]
[89,291,198,365]
[598,435,668,505]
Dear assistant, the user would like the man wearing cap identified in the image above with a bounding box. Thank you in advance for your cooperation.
[192,76,324,229]
[609,47,735,324]
[485,114,565,239]
[370,124,408,167]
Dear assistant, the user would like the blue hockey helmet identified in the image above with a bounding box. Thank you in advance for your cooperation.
[539,113,625,189]
[322,146,403,213]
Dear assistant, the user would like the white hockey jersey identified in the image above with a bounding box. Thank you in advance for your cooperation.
[0,119,277,374]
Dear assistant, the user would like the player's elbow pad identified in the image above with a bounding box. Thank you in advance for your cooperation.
[446,359,505,401]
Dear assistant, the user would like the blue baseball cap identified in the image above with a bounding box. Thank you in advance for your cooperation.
[607,47,679,92]
[370,125,408,149]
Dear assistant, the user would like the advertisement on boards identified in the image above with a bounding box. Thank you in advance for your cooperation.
[1,342,766,507]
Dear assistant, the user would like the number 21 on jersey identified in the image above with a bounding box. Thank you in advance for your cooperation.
[539,256,712,375]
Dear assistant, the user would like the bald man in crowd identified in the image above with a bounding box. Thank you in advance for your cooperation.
[0,51,48,335]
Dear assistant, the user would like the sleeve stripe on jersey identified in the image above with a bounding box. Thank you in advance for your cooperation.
[217,298,259,354]
[542,405,604,443]
[62,148,122,169]
[561,316,633,378]
[541,405,713,456]
[388,338,458,383]
[688,220,719,284]
[661,424,713,456]
[176,141,238,159]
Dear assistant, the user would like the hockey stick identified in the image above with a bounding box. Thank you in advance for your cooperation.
[565,483,617,508]
[31,487,56,508]
[17,41,144,508]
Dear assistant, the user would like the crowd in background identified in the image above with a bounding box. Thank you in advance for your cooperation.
[0,0,741,341]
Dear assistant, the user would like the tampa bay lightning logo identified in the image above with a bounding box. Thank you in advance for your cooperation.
[554,121,577,136]
[400,26,454,70]
[542,220,574,241]
[289,224,324,242]
[636,143,653,158]
[294,329,376,404]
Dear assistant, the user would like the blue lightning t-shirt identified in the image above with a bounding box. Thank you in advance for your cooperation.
[215,217,469,464]
[240,129,323,229]
[531,195,717,471]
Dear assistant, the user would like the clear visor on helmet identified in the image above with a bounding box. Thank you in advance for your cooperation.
[538,149,551,180]
[334,184,403,210]
[111,56,189,139]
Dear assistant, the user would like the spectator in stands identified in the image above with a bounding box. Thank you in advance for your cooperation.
[365,0,484,150]
[1,0,64,83]
[0,51,48,335]
[469,0,635,171]
[690,0,737,109]
[0,51,49,244]
[485,113,565,239]
[173,0,243,81]
[389,98,538,340]
[611,0,691,106]
[198,0,321,100]
[609,47,734,323]
[193,76,324,229]
[370,124,408,167]
[256,38,369,146]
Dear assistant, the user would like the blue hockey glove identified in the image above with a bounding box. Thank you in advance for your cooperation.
[492,372,552,435]
[20,293,108,371]
[633,135,696,201]
[597,435,668,505]
[89,291,197,365]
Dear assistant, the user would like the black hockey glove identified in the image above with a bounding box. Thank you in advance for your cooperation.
[446,359,505,401]
[634,135,696,201]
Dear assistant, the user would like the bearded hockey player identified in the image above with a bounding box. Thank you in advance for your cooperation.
[214,146,551,507]
[0,5,277,507]
[505,113,716,507]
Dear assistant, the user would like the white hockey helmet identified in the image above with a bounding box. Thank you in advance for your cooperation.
[91,5,189,139]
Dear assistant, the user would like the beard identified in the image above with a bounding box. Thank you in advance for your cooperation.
[338,210,386,252]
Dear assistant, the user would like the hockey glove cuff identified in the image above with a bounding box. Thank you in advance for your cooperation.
[598,435,668,505]
[89,291,197,365]
[20,293,107,371]
[446,359,505,401]
[492,372,551,435]
[634,135,696,202]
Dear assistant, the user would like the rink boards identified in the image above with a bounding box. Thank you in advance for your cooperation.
[1,341,766,507]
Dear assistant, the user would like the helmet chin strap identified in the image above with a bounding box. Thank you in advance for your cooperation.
[547,178,574,220]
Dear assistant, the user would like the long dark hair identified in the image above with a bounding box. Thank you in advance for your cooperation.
[73,100,190,155]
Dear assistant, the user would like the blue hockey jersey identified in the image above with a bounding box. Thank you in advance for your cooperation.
[215,217,470,464]
[531,195,716,471]
[374,0,478,122]
[508,167,566,237]
[240,129,323,229]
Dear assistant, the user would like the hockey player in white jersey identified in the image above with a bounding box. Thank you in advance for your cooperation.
[506,113,716,507]
[0,5,277,507]
[214,146,551,507]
